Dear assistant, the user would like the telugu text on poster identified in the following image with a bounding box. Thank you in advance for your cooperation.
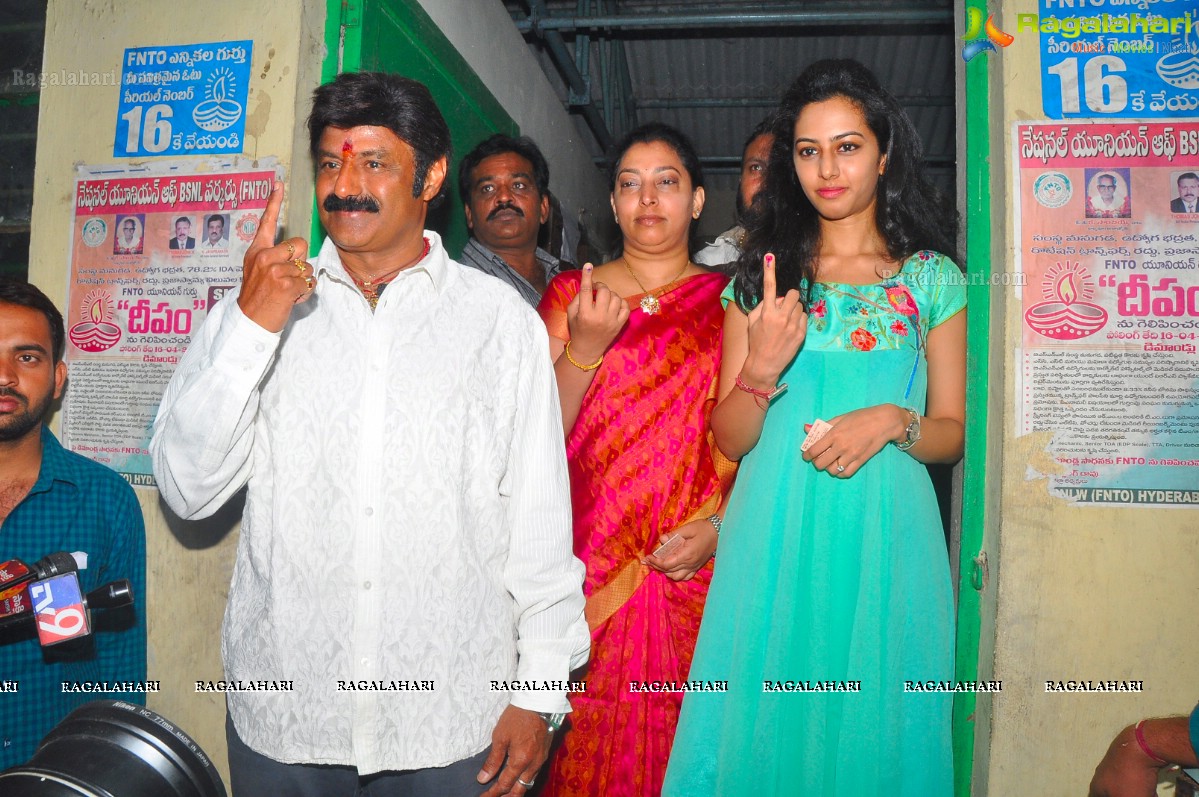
[62,159,278,486]
[1015,121,1199,506]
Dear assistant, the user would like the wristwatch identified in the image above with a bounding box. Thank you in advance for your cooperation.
[895,406,922,451]
[538,712,566,733]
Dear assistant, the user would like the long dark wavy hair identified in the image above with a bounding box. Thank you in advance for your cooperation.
[733,59,960,311]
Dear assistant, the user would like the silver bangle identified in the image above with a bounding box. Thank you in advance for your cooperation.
[707,514,722,534]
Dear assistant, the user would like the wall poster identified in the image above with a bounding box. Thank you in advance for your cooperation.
[1015,121,1199,507]
[63,158,279,487]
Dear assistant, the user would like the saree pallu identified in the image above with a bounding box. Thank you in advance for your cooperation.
[537,270,735,797]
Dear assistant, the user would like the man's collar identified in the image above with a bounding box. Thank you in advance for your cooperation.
[25,426,81,497]
[314,231,449,292]
[464,238,560,274]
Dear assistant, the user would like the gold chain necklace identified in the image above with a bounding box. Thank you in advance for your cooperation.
[622,258,691,315]
[346,237,431,311]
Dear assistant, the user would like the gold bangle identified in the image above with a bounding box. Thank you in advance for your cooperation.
[564,340,603,372]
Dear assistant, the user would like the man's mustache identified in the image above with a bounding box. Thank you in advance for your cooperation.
[487,202,523,221]
[0,387,27,404]
[324,194,381,213]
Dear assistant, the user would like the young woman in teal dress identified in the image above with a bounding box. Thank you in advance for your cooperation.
[663,59,967,796]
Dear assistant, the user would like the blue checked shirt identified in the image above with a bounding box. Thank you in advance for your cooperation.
[0,426,146,769]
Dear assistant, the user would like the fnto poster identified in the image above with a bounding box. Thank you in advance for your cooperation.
[62,158,279,486]
[1015,121,1199,507]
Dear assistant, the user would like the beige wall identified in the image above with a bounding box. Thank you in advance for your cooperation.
[32,0,326,779]
[983,2,1199,793]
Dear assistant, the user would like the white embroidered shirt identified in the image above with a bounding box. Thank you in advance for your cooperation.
[151,232,589,774]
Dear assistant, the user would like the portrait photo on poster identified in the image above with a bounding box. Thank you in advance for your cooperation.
[1083,167,1132,219]
[201,213,228,250]
[168,215,196,250]
[1170,170,1199,214]
[113,214,145,255]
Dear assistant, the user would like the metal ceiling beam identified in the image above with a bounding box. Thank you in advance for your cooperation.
[636,95,955,110]
[594,155,956,171]
[525,0,615,151]
[512,3,953,156]
[517,8,952,35]
[698,154,955,167]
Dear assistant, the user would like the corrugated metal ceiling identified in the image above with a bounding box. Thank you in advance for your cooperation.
[503,0,958,198]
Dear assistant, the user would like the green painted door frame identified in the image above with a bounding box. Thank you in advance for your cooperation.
[954,0,995,793]
[317,0,518,253]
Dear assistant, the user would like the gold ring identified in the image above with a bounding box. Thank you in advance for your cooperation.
[293,258,306,273]
[304,276,314,290]
[285,241,295,259]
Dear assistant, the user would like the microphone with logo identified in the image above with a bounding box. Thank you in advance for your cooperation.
[0,552,133,647]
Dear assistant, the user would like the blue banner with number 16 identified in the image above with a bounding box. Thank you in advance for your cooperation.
[1034,0,1199,118]
[114,40,252,157]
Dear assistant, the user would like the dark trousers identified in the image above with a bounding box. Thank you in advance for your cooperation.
[226,714,490,797]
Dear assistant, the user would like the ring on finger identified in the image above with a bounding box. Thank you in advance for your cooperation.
[284,241,295,259]
[304,276,314,290]
[836,460,846,474]
[293,258,306,274]
[517,777,535,788]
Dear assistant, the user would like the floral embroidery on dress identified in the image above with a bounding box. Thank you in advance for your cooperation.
[850,328,877,351]
[800,251,946,354]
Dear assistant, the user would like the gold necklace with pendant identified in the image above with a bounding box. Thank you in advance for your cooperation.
[622,258,691,315]
[347,237,431,311]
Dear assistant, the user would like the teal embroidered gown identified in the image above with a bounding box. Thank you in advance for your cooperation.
[663,251,966,797]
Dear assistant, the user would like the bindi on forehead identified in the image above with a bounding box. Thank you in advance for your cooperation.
[342,139,354,158]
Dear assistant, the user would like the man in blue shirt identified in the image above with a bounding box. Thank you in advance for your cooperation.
[0,278,147,769]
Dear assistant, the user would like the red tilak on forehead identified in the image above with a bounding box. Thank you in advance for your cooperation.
[341,138,353,158]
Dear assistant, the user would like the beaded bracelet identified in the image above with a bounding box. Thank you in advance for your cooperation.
[734,374,787,411]
[564,341,604,372]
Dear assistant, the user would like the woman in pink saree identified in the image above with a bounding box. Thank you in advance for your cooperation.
[536,123,734,797]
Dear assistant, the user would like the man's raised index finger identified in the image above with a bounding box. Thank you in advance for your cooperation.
[250,180,285,250]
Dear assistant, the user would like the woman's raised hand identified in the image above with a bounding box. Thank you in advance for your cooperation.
[741,253,807,387]
[566,263,630,360]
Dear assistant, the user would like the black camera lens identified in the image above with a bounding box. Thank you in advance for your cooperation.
[0,700,226,797]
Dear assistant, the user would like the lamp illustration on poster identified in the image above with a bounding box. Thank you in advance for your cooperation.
[1024,261,1109,341]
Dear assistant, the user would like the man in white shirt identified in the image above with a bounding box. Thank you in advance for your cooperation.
[201,214,226,248]
[151,72,589,797]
